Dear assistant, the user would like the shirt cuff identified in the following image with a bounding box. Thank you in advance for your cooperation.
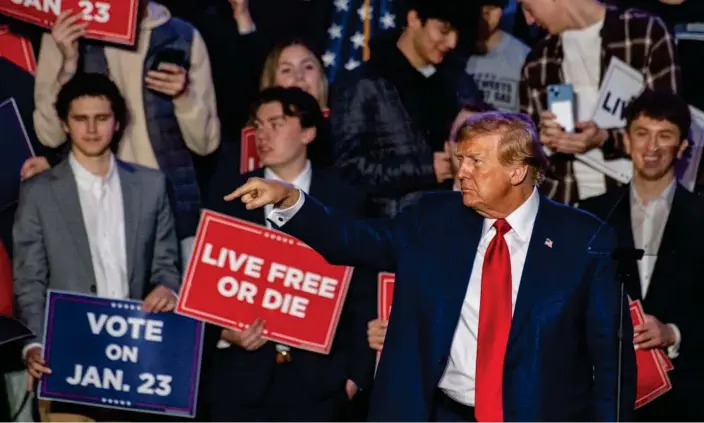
[22,343,43,361]
[266,190,305,227]
[667,323,681,359]
[216,340,232,349]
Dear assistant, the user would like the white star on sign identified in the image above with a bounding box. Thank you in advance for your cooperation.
[328,24,342,39]
[357,4,373,21]
[381,12,396,29]
[350,32,366,50]
[345,58,361,71]
[334,0,349,12]
[322,51,336,68]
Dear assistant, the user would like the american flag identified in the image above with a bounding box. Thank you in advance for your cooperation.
[544,238,553,248]
[323,0,398,85]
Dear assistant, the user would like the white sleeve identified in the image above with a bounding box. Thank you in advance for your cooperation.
[22,342,43,360]
[216,340,232,349]
[666,323,681,359]
[266,190,305,227]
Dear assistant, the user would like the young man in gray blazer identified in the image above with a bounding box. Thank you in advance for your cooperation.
[13,73,181,418]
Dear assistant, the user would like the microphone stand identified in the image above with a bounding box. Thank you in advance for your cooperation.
[611,247,643,423]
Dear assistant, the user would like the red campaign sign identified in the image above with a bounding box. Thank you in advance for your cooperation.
[377,272,394,321]
[176,210,353,354]
[376,272,394,367]
[0,0,140,46]
[629,299,673,409]
[0,26,36,74]
[240,107,330,174]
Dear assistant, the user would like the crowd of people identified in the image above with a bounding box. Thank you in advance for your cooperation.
[1,0,704,421]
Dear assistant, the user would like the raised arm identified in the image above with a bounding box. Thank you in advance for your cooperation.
[225,178,421,271]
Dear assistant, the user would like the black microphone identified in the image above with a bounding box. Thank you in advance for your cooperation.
[582,187,643,423]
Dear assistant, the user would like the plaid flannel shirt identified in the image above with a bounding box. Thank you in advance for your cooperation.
[520,6,681,161]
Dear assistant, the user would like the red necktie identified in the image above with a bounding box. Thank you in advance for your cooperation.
[475,219,513,422]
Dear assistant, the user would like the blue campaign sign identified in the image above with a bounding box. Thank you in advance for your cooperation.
[38,290,204,417]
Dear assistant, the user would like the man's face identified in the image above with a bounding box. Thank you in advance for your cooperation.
[62,96,118,159]
[408,13,458,65]
[254,101,313,168]
[518,0,567,34]
[455,132,516,209]
[625,115,687,182]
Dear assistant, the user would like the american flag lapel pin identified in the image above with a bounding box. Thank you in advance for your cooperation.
[544,238,553,248]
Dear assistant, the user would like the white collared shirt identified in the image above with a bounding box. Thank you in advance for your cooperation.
[69,154,128,299]
[629,180,681,358]
[217,160,312,349]
[268,187,540,406]
[629,181,675,298]
[437,188,540,406]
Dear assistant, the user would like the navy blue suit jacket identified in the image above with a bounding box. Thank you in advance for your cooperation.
[278,190,637,422]
[203,167,377,411]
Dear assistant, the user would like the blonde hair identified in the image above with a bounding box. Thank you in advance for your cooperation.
[455,111,548,185]
[259,40,329,109]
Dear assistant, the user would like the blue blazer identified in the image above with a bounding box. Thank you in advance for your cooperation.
[278,190,637,422]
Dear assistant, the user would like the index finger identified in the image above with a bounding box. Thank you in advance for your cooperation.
[30,361,52,375]
[224,181,257,201]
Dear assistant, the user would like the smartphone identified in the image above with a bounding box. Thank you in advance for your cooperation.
[150,48,187,71]
[546,84,575,133]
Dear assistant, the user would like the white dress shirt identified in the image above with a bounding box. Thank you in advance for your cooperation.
[70,154,129,299]
[438,188,539,406]
[23,154,128,358]
[217,160,312,349]
[630,181,681,358]
[561,18,608,199]
[269,187,541,407]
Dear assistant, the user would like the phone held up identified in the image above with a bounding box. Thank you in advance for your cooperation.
[149,48,188,72]
[547,84,576,133]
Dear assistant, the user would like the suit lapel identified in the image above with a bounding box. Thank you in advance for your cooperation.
[50,161,96,283]
[438,205,484,348]
[118,162,141,287]
[507,196,555,349]
[647,185,687,301]
[609,188,642,300]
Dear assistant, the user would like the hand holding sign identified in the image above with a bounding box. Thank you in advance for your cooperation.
[367,319,387,351]
[142,285,177,313]
[26,346,51,390]
[51,10,86,65]
[634,314,677,350]
[221,319,267,351]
